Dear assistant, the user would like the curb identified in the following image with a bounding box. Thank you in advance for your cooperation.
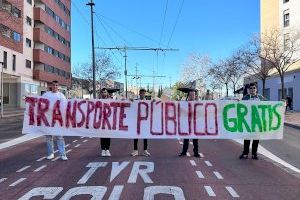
[284,122,300,130]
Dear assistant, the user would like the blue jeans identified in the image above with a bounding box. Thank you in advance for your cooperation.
[46,135,66,156]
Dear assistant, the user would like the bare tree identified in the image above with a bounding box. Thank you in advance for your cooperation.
[209,60,231,97]
[260,29,300,98]
[73,52,120,94]
[226,56,245,95]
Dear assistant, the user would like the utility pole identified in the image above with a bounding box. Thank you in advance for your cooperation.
[86,0,96,99]
[95,46,178,98]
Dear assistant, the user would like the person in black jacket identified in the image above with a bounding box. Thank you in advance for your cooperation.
[239,83,266,160]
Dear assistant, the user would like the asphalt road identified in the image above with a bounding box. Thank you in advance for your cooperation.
[0,136,299,200]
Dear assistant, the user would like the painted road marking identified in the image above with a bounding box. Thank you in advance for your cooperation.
[196,170,205,179]
[0,178,7,183]
[187,152,191,157]
[83,139,88,143]
[52,150,72,161]
[205,161,213,167]
[213,171,224,179]
[36,156,46,162]
[179,141,183,145]
[34,165,47,172]
[17,165,31,172]
[54,150,58,153]
[200,153,204,158]
[72,140,78,143]
[9,178,26,187]
[65,144,70,148]
[204,186,216,197]
[189,142,193,145]
[225,186,240,198]
[80,137,84,139]
[75,144,81,148]
[189,160,196,166]
[78,162,108,184]
[66,149,72,154]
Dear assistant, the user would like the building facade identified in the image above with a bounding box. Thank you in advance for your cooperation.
[0,0,71,108]
[250,0,300,111]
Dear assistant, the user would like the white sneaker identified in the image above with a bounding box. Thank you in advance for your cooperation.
[131,150,138,156]
[106,150,111,157]
[60,155,68,161]
[101,150,106,156]
[143,150,151,156]
[46,153,54,160]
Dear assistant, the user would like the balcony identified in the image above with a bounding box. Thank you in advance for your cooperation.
[33,69,71,87]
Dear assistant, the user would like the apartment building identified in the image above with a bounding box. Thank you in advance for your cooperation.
[245,0,300,111]
[0,0,71,108]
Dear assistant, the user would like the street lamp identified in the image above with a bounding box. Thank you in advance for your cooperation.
[0,61,4,118]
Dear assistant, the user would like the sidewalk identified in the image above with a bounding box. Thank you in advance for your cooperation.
[285,111,300,129]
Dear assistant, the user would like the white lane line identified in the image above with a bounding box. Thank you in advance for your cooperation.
[80,137,84,139]
[34,165,47,172]
[83,139,88,143]
[66,149,72,154]
[0,178,7,183]
[36,156,46,162]
[54,150,58,153]
[204,186,216,197]
[200,153,204,158]
[179,141,183,145]
[75,144,81,148]
[65,144,70,148]
[17,165,31,172]
[225,186,240,198]
[213,171,224,179]
[205,161,213,167]
[187,152,191,157]
[72,140,78,143]
[177,138,180,141]
[196,170,205,179]
[9,178,26,187]
[0,135,41,150]
[189,142,193,145]
[190,160,197,166]
[52,156,60,161]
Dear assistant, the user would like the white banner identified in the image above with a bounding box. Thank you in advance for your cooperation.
[22,97,285,139]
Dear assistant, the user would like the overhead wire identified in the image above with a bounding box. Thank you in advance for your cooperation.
[159,0,169,46]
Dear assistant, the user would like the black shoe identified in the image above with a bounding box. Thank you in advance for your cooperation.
[179,153,186,157]
[239,153,248,159]
[252,154,258,160]
[194,153,200,158]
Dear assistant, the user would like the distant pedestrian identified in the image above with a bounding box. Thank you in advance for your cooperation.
[239,83,266,160]
[99,88,112,157]
[43,80,68,161]
[131,88,151,157]
[286,96,293,111]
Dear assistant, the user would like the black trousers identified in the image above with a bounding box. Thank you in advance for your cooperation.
[182,139,198,154]
[243,140,259,155]
[134,139,148,150]
[101,138,111,150]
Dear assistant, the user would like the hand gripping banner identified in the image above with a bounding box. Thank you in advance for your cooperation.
[22,97,285,139]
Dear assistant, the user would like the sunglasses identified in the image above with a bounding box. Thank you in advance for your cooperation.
[249,87,256,89]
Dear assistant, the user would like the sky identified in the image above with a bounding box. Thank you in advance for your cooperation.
[71,0,260,90]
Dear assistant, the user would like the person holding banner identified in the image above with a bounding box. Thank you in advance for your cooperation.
[179,90,201,157]
[43,80,68,161]
[100,88,112,157]
[239,83,266,160]
[131,88,151,156]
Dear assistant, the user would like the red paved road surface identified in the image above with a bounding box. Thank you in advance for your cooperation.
[0,137,300,199]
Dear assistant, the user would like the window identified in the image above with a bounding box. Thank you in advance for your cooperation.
[13,31,21,42]
[26,38,31,47]
[264,88,270,100]
[26,16,32,26]
[3,51,7,69]
[27,0,32,5]
[11,6,21,18]
[284,10,290,27]
[284,0,289,3]
[26,59,31,68]
[284,33,290,50]
[12,54,16,71]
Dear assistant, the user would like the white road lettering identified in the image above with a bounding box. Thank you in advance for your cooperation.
[110,162,130,182]
[144,186,185,200]
[108,185,124,200]
[59,186,106,200]
[128,162,154,183]
[77,162,108,184]
[18,187,63,200]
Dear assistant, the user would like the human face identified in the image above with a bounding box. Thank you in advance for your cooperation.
[249,86,257,95]
[100,90,108,99]
[139,91,146,99]
[188,91,196,101]
[52,83,59,93]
